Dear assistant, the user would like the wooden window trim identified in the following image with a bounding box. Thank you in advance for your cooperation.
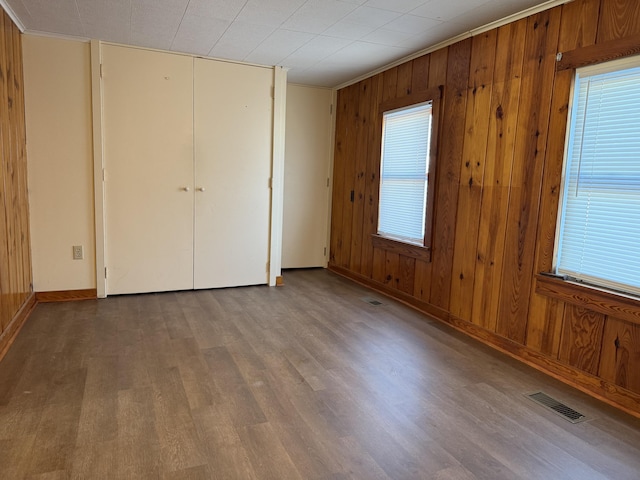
[371,234,431,262]
[546,39,640,326]
[556,33,640,71]
[375,85,443,260]
[535,273,640,326]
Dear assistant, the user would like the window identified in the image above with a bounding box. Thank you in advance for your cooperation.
[554,55,640,297]
[375,88,440,257]
[378,102,432,245]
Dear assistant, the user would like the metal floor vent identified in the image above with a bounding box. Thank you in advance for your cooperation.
[526,391,588,423]
[362,297,384,306]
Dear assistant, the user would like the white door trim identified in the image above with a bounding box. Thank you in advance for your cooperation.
[269,66,288,286]
[90,40,106,298]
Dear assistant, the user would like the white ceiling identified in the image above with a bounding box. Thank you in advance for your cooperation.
[5,0,556,87]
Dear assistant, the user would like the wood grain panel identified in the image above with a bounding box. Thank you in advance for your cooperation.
[600,317,640,394]
[496,10,561,344]
[413,259,431,301]
[0,15,17,327]
[449,31,497,321]
[0,11,32,342]
[558,32,640,71]
[410,55,430,93]
[384,251,399,288]
[525,0,599,356]
[14,21,30,306]
[371,246,386,285]
[428,48,449,88]
[359,75,383,279]
[0,17,11,330]
[397,254,415,295]
[331,85,354,268]
[525,298,565,358]
[349,78,373,274]
[329,88,348,266]
[413,50,449,302]
[536,275,640,326]
[368,69,401,284]
[382,68,398,102]
[557,0,600,51]
[338,84,360,269]
[7,17,19,310]
[6,16,26,315]
[396,62,413,98]
[559,305,605,375]
[597,0,640,43]
[428,39,471,309]
[367,75,386,284]
[471,19,526,332]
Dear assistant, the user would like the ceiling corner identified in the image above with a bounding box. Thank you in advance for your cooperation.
[0,0,25,32]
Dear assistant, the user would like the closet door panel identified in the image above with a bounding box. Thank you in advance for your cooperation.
[194,59,273,289]
[103,45,194,295]
[283,85,333,268]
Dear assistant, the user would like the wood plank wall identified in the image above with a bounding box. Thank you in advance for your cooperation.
[0,9,33,358]
[329,0,640,417]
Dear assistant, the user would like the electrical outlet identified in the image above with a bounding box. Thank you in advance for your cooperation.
[73,245,84,260]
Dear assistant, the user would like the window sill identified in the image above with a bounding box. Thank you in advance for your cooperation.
[371,234,431,262]
[535,273,640,326]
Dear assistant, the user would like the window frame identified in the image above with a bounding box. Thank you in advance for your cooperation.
[552,54,640,298]
[372,86,442,262]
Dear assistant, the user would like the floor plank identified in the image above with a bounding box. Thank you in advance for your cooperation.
[0,269,639,479]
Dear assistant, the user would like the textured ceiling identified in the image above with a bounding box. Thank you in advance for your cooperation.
[4,0,558,87]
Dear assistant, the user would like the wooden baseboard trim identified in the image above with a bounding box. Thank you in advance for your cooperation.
[0,292,36,363]
[1,289,97,363]
[329,264,450,320]
[36,288,98,303]
[276,276,284,286]
[328,264,640,419]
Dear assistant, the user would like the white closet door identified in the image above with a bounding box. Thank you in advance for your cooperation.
[194,58,272,289]
[103,45,194,295]
[283,85,333,268]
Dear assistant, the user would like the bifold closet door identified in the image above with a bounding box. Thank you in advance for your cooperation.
[103,45,194,295]
[193,59,272,289]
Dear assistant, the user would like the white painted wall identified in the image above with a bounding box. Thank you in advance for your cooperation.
[23,35,96,291]
[22,35,329,290]
[283,84,334,269]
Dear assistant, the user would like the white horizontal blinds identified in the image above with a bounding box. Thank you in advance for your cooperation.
[378,102,432,245]
[556,60,640,296]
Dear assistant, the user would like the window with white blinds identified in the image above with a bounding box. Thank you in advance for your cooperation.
[555,55,640,297]
[378,102,432,246]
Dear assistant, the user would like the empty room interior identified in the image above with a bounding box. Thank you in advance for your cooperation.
[2,0,640,478]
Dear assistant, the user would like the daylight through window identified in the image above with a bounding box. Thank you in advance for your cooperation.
[377,102,432,246]
[555,55,640,296]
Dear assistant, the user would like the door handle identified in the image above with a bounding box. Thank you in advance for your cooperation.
[196,187,206,192]
[181,186,191,192]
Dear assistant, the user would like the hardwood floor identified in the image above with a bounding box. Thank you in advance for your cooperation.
[1,269,640,479]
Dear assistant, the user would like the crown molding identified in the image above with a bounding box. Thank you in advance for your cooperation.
[0,0,25,32]
[22,29,90,43]
[335,0,573,90]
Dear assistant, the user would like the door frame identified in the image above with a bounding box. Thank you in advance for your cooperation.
[91,41,286,297]
[90,40,106,298]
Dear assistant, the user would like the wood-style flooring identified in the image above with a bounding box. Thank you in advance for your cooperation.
[1,269,640,479]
